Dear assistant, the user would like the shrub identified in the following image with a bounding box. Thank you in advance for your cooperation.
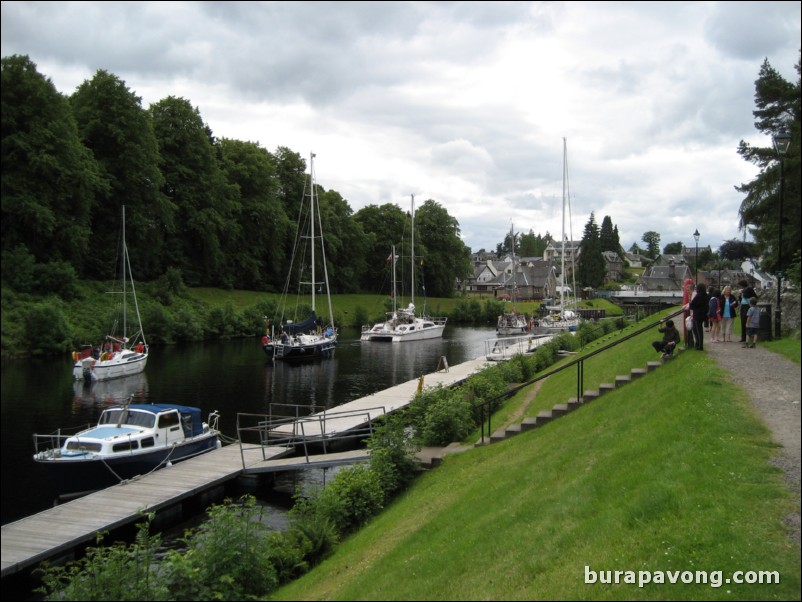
[420,393,475,446]
[368,416,420,500]
[314,465,385,534]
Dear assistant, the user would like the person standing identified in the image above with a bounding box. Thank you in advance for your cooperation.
[687,283,709,350]
[720,285,738,342]
[743,297,761,348]
[738,279,757,343]
[707,287,721,342]
[682,278,695,349]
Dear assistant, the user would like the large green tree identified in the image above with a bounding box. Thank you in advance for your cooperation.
[641,231,661,259]
[150,96,238,286]
[1,55,101,268]
[736,55,800,283]
[70,70,171,280]
[412,199,471,299]
[576,212,604,288]
[354,203,409,293]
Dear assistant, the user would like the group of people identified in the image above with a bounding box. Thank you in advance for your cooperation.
[653,279,763,358]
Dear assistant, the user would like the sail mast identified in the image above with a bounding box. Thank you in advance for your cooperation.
[310,153,316,313]
[410,194,415,307]
[122,204,127,342]
[561,138,567,315]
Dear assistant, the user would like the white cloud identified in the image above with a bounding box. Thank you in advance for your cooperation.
[2,0,798,254]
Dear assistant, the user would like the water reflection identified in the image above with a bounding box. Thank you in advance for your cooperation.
[71,371,149,412]
[1,326,495,525]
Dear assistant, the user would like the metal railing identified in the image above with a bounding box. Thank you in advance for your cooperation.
[236,405,388,469]
[475,307,685,443]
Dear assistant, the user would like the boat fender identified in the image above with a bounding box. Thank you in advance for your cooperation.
[72,351,79,362]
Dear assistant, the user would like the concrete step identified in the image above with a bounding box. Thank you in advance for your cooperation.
[646,361,662,371]
[615,375,631,387]
[630,368,647,379]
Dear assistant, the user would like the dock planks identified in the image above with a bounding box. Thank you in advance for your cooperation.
[1,356,490,578]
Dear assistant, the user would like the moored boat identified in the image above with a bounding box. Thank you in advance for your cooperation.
[71,206,148,381]
[33,402,221,497]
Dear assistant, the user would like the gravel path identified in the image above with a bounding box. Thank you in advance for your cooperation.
[704,340,801,544]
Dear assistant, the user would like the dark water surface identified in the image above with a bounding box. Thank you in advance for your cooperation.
[1,326,494,525]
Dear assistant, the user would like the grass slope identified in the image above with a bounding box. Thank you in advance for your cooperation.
[272,335,800,600]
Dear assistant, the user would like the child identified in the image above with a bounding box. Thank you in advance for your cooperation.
[743,297,760,348]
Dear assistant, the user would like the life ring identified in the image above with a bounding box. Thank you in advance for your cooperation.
[262,335,269,345]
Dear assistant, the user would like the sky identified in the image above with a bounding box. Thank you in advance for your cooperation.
[2,1,800,255]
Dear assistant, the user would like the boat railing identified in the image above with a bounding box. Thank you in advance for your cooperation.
[32,425,93,456]
[236,405,387,468]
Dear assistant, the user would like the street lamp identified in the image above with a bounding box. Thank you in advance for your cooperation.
[773,130,791,339]
[693,229,700,285]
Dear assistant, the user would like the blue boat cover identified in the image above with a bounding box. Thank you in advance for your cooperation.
[282,312,318,335]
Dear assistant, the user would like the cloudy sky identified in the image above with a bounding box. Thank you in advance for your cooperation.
[2,1,800,254]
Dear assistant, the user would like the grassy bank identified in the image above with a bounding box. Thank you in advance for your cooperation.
[271,332,801,600]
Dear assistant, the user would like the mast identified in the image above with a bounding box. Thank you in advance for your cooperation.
[561,138,567,316]
[510,221,516,306]
[310,153,316,313]
[410,194,415,307]
[122,204,127,341]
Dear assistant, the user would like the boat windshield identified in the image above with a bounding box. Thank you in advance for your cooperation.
[98,409,156,428]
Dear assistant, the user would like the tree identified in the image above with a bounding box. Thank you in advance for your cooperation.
[663,241,683,255]
[1,55,101,268]
[150,96,238,286]
[642,231,661,259]
[354,203,409,292]
[736,54,800,277]
[576,213,604,288]
[719,239,757,262]
[412,199,471,298]
[70,69,171,280]
[599,216,619,253]
[519,230,550,257]
[217,139,291,290]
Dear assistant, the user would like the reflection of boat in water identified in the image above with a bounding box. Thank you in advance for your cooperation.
[72,371,149,409]
[485,334,554,362]
[33,402,221,497]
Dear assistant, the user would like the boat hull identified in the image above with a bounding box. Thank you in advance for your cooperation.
[273,336,337,361]
[73,352,148,382]
[34,435,220,496]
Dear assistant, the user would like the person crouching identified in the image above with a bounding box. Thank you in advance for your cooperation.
[652,319,680,359]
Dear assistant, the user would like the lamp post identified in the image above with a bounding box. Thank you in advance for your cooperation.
[693,229,700,285]
[773,130,791,339]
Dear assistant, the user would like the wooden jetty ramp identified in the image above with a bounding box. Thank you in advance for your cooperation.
[2,355,490,579]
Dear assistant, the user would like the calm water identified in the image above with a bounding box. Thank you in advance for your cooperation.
[1,326,495,525]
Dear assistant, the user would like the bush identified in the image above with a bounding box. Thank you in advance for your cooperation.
[420,393,475,446]
[314,465,385,534]
[368,416,420,500]
[23,300,73,355]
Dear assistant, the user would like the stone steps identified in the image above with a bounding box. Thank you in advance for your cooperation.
[490,362,668,444]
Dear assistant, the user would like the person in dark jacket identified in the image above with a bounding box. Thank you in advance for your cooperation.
[687,283,709,350]
[652,319,681,359]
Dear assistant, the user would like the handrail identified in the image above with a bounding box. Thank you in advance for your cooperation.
[236,406,387,469]
[476,307,685,443]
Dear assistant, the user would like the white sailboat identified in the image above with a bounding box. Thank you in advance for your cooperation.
[266,153,337,361]
[71,206,148,381]
[496,222,529,336]
[534,138,581,335]
[360,195,447,342]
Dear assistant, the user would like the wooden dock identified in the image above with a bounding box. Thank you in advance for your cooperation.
[1,355,490,579]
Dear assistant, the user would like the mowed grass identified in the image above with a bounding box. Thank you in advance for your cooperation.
[271,326,801,600]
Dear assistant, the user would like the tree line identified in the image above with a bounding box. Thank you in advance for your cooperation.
[1,55,472,298]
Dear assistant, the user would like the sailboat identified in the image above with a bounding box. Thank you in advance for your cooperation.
[265,153,337,361]
[71,206,148,381]
[496,223,529,336]
[533,138,581,335]
[360,195,447,342]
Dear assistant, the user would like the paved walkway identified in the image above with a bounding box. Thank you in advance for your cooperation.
[704,339,801,544]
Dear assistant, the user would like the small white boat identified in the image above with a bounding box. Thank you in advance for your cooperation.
[485,334,554,361]
[72,206,148,381]
[361,195,447,342]
[33,403,221,496]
